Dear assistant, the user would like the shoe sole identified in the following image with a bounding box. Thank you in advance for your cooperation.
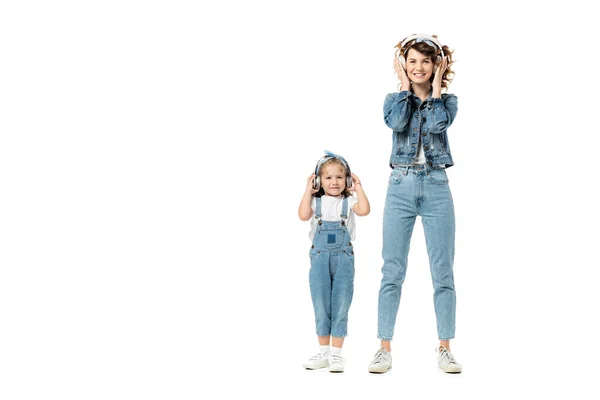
[368,366,392,374]
[303,365,329,370]
[439,367,462,374]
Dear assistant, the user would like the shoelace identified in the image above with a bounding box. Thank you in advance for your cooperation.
[373,349,386,364]
[439,348,457,364]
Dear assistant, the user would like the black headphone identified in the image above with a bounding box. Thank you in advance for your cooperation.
[312,150,352,191]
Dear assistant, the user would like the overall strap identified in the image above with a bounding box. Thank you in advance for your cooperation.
[314,197,323,224]
[340,196,349,225]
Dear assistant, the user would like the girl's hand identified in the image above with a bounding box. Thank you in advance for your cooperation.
[393,56,411,91]
[306,173,319,194]
[350,173,362,191]
[432,56,447,95]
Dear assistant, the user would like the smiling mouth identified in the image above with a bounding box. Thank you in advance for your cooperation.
[413,73,426,78]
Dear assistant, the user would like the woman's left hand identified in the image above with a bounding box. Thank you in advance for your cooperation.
[432,56,447,96]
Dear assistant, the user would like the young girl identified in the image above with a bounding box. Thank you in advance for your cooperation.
[298,150,370,373]
[368,34,463,374]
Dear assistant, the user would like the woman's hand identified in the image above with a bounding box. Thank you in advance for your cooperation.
[432,56,447,98]
[306,173,319,194]
[393,56,411,91]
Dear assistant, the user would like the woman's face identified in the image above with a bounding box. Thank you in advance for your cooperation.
[405,48,434,84]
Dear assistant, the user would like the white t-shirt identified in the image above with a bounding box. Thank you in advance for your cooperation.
[309,195,358,241]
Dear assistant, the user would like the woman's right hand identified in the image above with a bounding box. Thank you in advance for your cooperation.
[306,174,319,194]
[393,56,411,91]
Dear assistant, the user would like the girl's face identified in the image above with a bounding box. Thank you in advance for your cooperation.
[406,48,434,84]
[320,163,346,196]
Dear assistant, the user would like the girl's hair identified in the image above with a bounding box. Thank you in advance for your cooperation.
[394,35,455,92]
[314,158,352,198]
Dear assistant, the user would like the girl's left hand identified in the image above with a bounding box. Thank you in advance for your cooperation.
[350,173,361,191]
[432,56,447,92]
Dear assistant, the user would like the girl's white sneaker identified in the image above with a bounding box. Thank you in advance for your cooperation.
[328,353,345,373]
[302,351,330,370]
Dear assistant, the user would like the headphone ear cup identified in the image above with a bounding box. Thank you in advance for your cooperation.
[346,176,353,189]
[313,175,320,191]
[399,55,406,69]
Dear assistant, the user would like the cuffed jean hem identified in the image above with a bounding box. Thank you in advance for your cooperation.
[316,332,348,338]
[377,336,393,341]
[439,337,455,341]
[331,332,347,338]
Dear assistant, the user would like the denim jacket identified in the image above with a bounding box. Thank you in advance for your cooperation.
[383,90,458,168]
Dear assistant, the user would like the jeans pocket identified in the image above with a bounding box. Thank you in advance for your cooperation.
[428,169,449,185]
[388,170,405,185]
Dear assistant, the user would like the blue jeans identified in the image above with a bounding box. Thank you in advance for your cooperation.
[378,165,456,341]
[309,217,355,338]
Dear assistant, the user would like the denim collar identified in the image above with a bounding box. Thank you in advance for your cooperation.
[409,88,433,102]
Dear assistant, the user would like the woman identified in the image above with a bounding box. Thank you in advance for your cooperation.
[368,34,462,374]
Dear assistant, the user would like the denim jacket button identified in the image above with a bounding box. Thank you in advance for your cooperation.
[424,145,429,150]
[422,132,427,136]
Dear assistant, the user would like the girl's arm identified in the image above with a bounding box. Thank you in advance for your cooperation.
[298,174,317,221]
[383,92,412,132]
[428,94,458,133]
[350,174,370,217]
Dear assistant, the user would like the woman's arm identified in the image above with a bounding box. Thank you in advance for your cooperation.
[429,94,458,133]
[383,92,412,132]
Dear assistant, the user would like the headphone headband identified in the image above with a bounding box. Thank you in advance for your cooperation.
[399,34,445,58]
[313,150,353,191]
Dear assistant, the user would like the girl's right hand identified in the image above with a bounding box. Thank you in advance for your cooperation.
[306,174,319,194]
[393,56,411,91]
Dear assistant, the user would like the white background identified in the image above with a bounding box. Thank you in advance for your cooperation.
[1,1,599,399]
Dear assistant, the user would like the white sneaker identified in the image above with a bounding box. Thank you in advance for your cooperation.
[328,353,345,373]
[437,345,462,373]
[303,350,330,370]
[368,348,392,373]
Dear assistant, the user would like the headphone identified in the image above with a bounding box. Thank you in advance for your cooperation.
[312,150,352,191]
[396,34,445,69]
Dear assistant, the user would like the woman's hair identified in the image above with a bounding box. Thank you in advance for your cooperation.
[394,34,455,92]
[314,158,352,198]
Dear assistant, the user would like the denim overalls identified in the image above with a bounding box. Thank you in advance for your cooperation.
[309,196,355,338]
